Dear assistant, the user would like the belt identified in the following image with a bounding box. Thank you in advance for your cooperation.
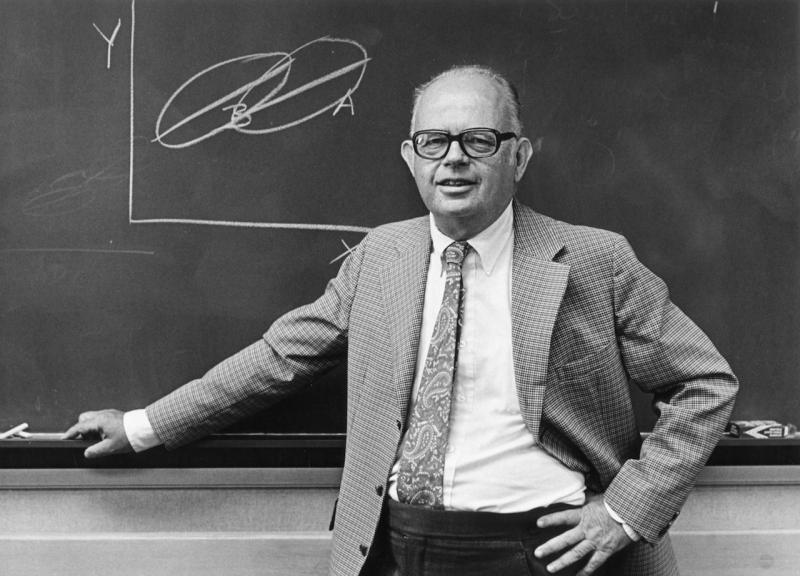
[387,498,579,539]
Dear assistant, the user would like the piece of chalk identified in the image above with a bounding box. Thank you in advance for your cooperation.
[25,432,69,441]
[0,422,29,439]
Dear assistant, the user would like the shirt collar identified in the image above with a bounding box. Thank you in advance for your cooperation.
[429,201,513,276]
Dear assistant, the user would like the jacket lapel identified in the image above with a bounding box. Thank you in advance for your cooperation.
[511,202,570,439]
[380,218,431,424]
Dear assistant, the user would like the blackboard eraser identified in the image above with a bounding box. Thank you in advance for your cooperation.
[727,420,797,439]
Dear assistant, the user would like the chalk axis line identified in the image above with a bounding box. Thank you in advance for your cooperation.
[127,0,372,235]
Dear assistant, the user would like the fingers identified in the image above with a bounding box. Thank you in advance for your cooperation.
[535,526,583,559]
[62,409,132,459]
[536,529,608,575]
[537,508,581,528]
[63,412,102,439]
[543,540,598,574]
[533,509,583,567]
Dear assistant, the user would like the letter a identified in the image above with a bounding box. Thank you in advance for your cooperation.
[333,89,356,116]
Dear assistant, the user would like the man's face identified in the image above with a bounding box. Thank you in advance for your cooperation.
[401,74,533,240]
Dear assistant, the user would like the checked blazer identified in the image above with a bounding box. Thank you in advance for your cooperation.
[147,201,738,576]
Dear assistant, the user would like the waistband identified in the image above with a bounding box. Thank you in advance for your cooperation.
[387,498,579,539]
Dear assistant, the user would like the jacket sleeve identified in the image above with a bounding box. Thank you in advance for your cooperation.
[146,236,366,450]
[603,236,738,543]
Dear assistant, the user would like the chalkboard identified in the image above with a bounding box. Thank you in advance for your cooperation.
[1,0,797,434]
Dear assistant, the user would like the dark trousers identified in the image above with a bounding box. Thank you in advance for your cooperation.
[362,499,604,576]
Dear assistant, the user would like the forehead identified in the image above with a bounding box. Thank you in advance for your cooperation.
[414,74,506,132]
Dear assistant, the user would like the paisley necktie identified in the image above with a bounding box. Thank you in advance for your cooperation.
[396,241,470,508]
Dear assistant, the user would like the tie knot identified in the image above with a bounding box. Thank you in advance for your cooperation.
[444,241,470,268]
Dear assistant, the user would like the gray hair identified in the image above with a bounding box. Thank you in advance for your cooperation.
[409,65,524,135]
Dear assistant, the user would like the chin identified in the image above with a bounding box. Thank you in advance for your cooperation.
[434,196,478,217]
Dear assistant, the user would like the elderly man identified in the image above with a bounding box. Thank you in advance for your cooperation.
[66,66,737,576]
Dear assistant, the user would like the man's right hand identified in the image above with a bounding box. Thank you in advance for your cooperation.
[63,409,133,459]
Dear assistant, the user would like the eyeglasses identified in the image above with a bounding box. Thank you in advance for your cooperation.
[410,128,518,160]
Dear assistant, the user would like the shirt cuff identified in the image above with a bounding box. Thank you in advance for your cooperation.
[123,409,162,453]
[604,500,642,542]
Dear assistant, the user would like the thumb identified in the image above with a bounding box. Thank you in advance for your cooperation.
[84,437,117,459]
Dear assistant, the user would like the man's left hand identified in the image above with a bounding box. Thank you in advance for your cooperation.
[534,493,632,575]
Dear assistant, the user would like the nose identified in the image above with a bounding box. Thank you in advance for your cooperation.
[442,137,469,164]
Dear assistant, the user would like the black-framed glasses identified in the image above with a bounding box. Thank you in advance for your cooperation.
[410,128,518,160]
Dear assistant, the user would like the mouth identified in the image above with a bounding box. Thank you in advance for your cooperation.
[436,178,477,191]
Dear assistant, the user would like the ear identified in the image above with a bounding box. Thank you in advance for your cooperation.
[513,137,535,183]
[400,140,416,176]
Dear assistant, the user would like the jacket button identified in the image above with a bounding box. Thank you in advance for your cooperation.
[396,420,403,431]
[359,544,368,556]
[375,485,384,497]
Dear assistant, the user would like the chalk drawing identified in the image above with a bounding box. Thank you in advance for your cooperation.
[329,239,357,264]
[24,137,149,218]
[153,36,371,149]
[93,18,121,70]
[128,0,373,234]
[24,155,127,217]
[332,88,356,116]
